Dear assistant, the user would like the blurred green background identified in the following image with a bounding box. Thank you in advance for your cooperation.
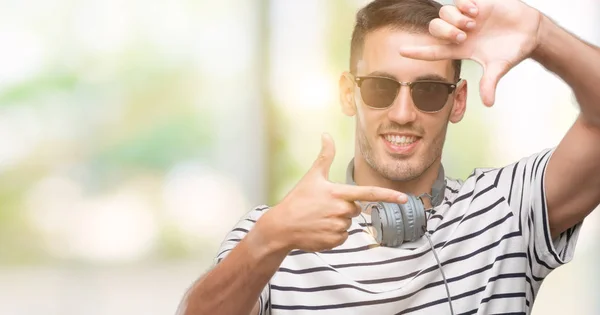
[0,0,597,314]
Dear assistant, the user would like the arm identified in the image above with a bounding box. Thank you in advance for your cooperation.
[397,0,600,239]
[177,222,289,315]
[533,15,600,239]
[177,134,407,314]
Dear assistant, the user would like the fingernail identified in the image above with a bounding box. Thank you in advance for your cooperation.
[466,21,475,29]
[398,194,407,203]
[456,33,466,42]
[469,7,478,15]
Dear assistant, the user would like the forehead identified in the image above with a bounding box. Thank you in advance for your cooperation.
[359,28,454,81]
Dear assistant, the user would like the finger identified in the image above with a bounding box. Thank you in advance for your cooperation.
[454,0,479,17]
[430,18,467,44]
[398,44,456,61]
[336,201,363,218]
[342,217,352,231]
[439,5,476,30]
[480,61,510,107]
[353,201,365,217]
[311,133,336,178]
[330,201,361,218]
[330,217,351,232]
[332,184,408,204]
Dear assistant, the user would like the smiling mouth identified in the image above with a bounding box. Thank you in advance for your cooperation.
[383,134,419,146]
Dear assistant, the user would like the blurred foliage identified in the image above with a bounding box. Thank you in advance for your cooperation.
[0,45,214,264]
[0,72,79,106]
[0,175,49,265]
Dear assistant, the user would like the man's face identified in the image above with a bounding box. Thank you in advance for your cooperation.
[344,28,465,182]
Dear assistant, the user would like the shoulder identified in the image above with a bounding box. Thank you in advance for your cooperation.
[214,204,271,263]
[246,204,272,220]
[461,147,555,183]
[443,147,556,203]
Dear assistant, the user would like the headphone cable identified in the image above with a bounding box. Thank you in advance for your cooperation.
[424,232,455,315]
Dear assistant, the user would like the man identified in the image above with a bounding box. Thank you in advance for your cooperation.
[179,0,600,314]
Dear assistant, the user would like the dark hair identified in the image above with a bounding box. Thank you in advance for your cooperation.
[350,0,461,81]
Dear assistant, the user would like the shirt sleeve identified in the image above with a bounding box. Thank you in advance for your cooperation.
[497,148,583,280]
[213,205,272,315]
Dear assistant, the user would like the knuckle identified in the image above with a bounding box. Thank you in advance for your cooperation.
[330,218,345,231]
[342,203,355,215]
[428,20,439,33]
[328,201,353,217]
[439,5,452,18]
[329,184,342,198]
[429,19,448,37]
[331,208,344,218]
[353,202,363,216]
[325,205,342,217]
[345,218,353,229]
[319,152,328,162]
[429,18,442,28]
[456,0,472,10]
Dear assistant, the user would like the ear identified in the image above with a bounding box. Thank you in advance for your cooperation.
[339,72,357,117]
[449,80,467,124]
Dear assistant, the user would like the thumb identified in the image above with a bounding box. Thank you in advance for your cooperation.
[311,133,336,178]
[480,61,509,107]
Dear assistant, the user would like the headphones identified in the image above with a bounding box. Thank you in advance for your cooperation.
[345,159,446,248]
[344,159,455,314]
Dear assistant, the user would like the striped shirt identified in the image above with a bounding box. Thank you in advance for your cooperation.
[214,148,582,314]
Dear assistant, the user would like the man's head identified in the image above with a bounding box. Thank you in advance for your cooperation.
[339,0,468,182]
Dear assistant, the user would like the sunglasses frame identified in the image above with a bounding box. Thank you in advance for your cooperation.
[349,74,462,113]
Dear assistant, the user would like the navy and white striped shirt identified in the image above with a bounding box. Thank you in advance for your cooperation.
[214,148,582,314]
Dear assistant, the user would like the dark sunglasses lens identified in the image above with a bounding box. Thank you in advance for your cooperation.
[411,82,450,112]
[360,78,399,108]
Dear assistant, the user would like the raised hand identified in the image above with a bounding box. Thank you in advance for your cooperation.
[398,0,542,106]
[256,133,407,253]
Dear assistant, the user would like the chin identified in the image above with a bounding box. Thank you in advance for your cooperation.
[374,153,422,182]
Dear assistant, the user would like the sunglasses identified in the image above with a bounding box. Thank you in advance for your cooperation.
[351,75,461,113]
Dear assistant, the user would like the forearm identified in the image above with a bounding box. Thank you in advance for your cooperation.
[533,15,600,127]
[178,227,289,315]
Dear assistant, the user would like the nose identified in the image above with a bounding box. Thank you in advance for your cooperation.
[387,85,418,125]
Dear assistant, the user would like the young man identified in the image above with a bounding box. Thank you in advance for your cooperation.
[179,0,600,314]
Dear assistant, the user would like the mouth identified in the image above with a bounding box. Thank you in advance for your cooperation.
[381,134,421,154]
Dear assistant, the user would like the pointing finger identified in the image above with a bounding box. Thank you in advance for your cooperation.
[332,184,407,204]
[311,133,336,178]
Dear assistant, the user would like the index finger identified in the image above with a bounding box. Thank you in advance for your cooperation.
[332,184,408,204]
[398,44,456,61]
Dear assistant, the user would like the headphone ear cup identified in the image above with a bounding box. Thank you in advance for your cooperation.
[372,202,404,247]
[402,196,427,242]
[371,196,427,248]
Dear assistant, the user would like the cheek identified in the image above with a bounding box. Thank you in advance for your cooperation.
[357,107,384,136]
[422,116,449,143]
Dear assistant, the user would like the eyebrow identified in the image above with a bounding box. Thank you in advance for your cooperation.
[366,71,451,83]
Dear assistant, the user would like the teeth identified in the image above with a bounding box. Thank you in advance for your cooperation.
[385,135,417,146]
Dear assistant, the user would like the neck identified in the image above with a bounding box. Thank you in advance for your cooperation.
[352,154,442,209]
